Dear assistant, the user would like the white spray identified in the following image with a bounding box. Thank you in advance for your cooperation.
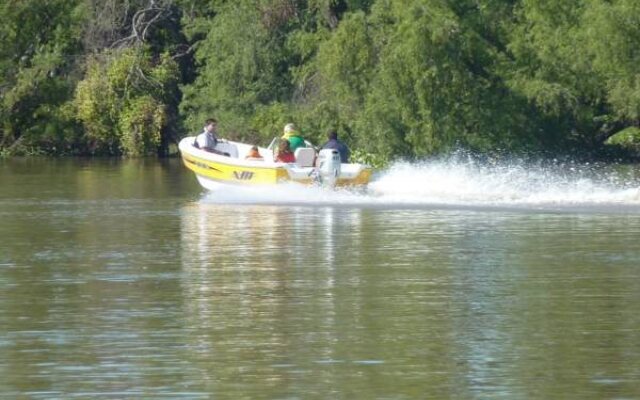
[202,156,640,211]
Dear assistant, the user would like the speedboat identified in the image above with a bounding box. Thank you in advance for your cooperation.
[179,137,372,190]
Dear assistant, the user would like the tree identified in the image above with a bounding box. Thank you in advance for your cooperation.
[3,0,640,159]
[77,0,188,155]
[581,0,640,133]
[73,48,179,155]
[180,1,297,142]
[0,0,85,155]
[504,0,640,151]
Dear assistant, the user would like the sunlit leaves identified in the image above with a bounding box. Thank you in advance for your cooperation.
[73,48,178,155]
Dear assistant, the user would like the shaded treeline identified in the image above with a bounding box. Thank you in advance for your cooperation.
[1,0,639,159]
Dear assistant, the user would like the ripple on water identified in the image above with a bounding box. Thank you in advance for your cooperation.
[352,360,385,365]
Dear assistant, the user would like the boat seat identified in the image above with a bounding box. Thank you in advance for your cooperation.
[294,147,316,167]
[215,142,238,158]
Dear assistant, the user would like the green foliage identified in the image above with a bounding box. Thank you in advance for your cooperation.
[3,0,640,160]
[177,0,640,159]
[119,96,166,156]
[180,1,294,139]
[74,59,117,153]
[251,102,294,141]
[0,0,85,154]
[356,1,528,156]
[605,127,640,152]
[581,0,640,121]
[304,11,373,137]
[73,48,179,156]
[504,0,640,149]
[350,148,389,169]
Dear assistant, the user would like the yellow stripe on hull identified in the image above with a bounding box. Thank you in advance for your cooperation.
[337,169,372,187]
[182,153,288,185]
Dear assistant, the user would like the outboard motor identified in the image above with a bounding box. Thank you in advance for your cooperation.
[317,148,341,188]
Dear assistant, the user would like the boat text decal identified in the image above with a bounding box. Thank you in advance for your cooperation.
[233,171,254,180]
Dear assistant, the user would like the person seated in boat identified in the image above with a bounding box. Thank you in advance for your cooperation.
[275,140,296,163]
[245,145,263,161]
[194,118,229,156]
[321,129,350,163]
[282,123,306,153]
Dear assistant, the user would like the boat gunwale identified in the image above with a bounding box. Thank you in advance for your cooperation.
[179,137,292,171]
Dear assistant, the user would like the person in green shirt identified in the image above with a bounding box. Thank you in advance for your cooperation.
[282,123,306,153]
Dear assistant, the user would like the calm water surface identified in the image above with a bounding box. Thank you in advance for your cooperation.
[1,158,640,399]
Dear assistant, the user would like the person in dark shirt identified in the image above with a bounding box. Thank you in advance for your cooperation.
[321,130,350,163]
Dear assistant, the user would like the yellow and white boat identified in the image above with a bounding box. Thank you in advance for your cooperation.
[179,137,371,190]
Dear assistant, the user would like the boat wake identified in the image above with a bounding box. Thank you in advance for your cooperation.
[201,157,640,212]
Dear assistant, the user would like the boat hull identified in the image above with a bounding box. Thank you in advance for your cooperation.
[179,137,371,189]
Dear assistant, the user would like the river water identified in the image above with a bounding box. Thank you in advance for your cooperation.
[1,157,640,399]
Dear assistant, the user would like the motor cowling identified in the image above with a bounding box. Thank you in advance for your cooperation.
[317,148,341,188]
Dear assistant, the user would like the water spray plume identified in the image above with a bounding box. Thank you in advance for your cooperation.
[202,156,640,212]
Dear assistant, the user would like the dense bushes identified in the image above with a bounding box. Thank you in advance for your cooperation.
[1,0,639,158]
[74,50,178,155]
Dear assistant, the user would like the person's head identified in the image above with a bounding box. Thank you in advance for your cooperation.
[279,140,291,153]
[282,123,296,138]
[205,118,218,132]
[327,130,338,140]
[247,145,260,157]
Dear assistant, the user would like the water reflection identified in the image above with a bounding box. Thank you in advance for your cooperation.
[179,202,374,396]
[182,204,639,398]
[177,204,640,398]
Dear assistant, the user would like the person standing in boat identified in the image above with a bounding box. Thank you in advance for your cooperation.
[194,118,228,156]
[321,130,350,163]
[282,123,306,153]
